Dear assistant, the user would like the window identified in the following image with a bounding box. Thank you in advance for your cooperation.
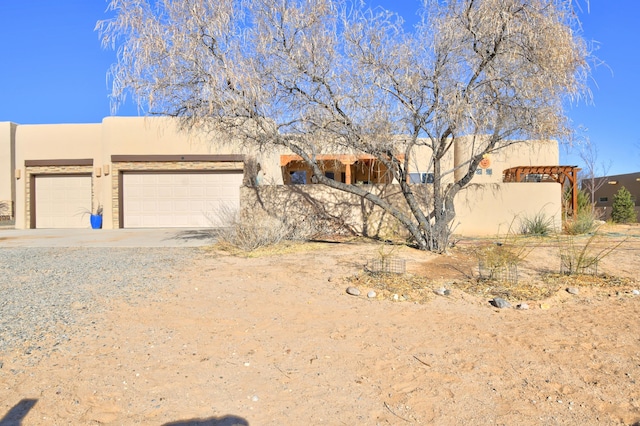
[485,169,493,176]
[599,197,608,203]
[290,170,307,184]
[409,172,434,184]
[409,173,422,184]
[475,169,482,175]
[324,171,335,180]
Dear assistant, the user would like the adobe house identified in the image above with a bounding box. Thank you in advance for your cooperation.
[586,172,640,221]
[1,117,570,236]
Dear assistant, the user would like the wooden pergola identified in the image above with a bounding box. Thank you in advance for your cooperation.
[280,154,404,185]
[502,165,580,214]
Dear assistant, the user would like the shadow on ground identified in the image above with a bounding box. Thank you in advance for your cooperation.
[169,229,219,242]
[163,414,249,426]
[0,399,37,426]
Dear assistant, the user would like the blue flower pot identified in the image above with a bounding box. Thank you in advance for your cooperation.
[90,214,103,229]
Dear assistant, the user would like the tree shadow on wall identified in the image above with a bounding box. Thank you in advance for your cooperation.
[245,183,412,241]
[0,399,38,426]
[163,414,249,426]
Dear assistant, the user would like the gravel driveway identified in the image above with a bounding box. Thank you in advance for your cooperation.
[0,247,200,357]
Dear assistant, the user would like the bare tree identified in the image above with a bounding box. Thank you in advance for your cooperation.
[578,138,611,204]
[97,0,589,252]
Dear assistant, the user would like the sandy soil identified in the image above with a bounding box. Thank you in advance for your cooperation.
[1,224,640,425]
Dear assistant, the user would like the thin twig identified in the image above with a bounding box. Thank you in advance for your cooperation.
[273,364,291,379]
[383,402,411,423]
[412,354,431,367]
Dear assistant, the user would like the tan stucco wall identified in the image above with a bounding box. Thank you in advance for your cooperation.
[242,181,562,238]
[100,117,283,182]
[0,122,17,219]
[454,182,562,235]
[408,137,559,185]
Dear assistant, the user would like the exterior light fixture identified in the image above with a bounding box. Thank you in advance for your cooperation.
[608,180,618,185]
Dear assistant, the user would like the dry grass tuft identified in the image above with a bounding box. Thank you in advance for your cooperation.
[347,272,434,303]
[449,273,636,302]
[452,279,559,301]
[543,273,635,290]
[347,270,637,305]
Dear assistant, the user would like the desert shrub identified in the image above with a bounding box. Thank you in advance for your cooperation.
[558,232,624,275]
[563,207,598,235]
[211,206,321,252]
[563,187,591,217]
[562,188,598,234]
[474,226,535,284]
[611,186,636,223]
[366,244,406,275]
[562,187,593,217]
[519,211,555,236]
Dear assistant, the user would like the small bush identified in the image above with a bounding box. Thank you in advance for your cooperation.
[558,231,624,275]
[563,208,598,235]
[519,212,555,236]
[611,186,636,223]
[211,206,321,252]
[474,225,535,284]
[562,188,599,235]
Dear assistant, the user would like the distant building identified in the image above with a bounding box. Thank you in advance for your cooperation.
[585,172,640,221]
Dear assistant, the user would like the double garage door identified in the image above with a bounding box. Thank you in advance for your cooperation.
[122,171,243,228]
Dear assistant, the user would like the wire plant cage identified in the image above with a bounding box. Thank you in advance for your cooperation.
[560,254,599,275]
[478,260,519,285]
[366,257,407,275]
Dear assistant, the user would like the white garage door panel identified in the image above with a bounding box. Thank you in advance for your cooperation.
[123,172,243,228]
[35,175,92,228]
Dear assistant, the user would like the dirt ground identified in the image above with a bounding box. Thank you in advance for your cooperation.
[2,224,640,425]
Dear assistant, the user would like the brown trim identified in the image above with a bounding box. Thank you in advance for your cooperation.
[25,159,94,167]
[118,172,124,229]
[111,154,244,162]
[29,176,36,229]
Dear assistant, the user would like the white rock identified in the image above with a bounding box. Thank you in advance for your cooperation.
[434,287,448,296]
[346,286,361,296]
[491,297,512,309]
[367,290,376,298]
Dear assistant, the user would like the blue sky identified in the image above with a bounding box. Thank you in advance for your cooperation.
[0,0,637,175]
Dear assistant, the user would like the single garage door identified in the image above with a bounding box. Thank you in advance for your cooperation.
[35,175,92,228]
[122,171,243,228]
